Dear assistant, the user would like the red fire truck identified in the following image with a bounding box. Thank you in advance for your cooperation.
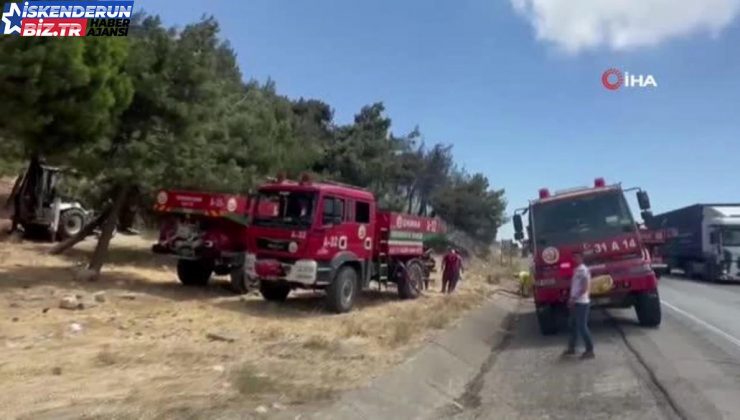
[238,175,444,313]
[513,178,661,335]
[151,190,252,292]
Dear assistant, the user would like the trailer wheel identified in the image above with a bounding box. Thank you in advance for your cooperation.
[260,281,291,302]
[635,290,661,327]
[177,259,213,287]
[326,265,358,313]
[684,263,700,280]
[536,304,559,335]
[703,264,719,283]
[398,260,424,300]
[58,208,86,240]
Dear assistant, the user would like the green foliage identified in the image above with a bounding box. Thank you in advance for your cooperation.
[423,234,455,253]
[0,37,133,157]
[0,13,508,245]
[0,134,24,176]
[431,172,508,243]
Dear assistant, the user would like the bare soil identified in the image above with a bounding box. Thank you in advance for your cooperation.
[0,178,520,419]
[0,176,16,239]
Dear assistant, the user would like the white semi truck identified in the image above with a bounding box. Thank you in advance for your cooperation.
[647,204,740,281]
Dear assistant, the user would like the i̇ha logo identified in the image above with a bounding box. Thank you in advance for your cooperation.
[602,68,657,90]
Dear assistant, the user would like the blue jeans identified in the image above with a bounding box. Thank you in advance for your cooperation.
[568,303,593,352]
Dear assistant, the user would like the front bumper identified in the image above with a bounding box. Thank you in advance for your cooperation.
[534,272,658,304]
[245,253,326,286]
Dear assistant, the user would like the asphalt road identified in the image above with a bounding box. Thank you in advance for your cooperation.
[440,275,740,420]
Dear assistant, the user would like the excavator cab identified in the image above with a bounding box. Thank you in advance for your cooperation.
[6,158,90,240]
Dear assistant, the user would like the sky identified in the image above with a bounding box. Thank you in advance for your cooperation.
[141,0,740,239]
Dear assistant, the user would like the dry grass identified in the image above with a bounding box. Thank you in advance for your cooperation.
[0,229,519,418]
[94,346,118,366]
[302,334,335,351]
[231,364,277,396]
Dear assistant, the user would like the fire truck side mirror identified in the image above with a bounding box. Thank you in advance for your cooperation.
[636,191,651,211]
[513,214,523,238]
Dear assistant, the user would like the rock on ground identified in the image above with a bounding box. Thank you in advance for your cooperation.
[59,296,80,310]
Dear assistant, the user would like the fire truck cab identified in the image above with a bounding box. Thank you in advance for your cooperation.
[240,175,441,313]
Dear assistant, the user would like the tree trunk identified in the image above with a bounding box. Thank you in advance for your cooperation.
[48,204,111,255]
[406,187,415,214]
[418,196,427,217]
[88,185,130,275]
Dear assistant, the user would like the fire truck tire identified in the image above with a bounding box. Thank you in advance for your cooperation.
[326,265,358,313]
[536,304,559,335]
[58,209,86,240]
[398,260,424,300]
[260,281,290,302]
[635,291,661,327]
[177,259,213,287]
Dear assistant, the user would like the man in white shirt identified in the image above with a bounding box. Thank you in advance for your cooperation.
[563,252,594,359]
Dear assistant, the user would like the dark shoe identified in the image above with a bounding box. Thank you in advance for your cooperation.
[580,350,595,359]
[562,348,576,357]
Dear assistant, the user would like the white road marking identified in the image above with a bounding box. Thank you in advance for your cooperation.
[661,299,740,349]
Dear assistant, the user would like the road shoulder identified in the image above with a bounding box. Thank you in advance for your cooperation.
[290,293,521,420]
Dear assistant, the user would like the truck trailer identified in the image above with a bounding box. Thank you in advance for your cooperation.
[647,204,740,281]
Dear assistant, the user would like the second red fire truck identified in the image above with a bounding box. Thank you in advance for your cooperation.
[240,175,443,313]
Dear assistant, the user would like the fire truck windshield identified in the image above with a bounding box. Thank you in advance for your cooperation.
[252,190,316,229]
[532,190,636,246]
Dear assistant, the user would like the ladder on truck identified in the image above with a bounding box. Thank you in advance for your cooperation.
[377,227,390,290]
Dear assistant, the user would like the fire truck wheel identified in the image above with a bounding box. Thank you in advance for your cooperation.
[230,267,249,294]
[398,260,424,300]
[536,304,559,335]
[260,281,291,302]
[58,209,86,240]
[635,291,661,327]
[326,265,358,313]
[177,259,213,287]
